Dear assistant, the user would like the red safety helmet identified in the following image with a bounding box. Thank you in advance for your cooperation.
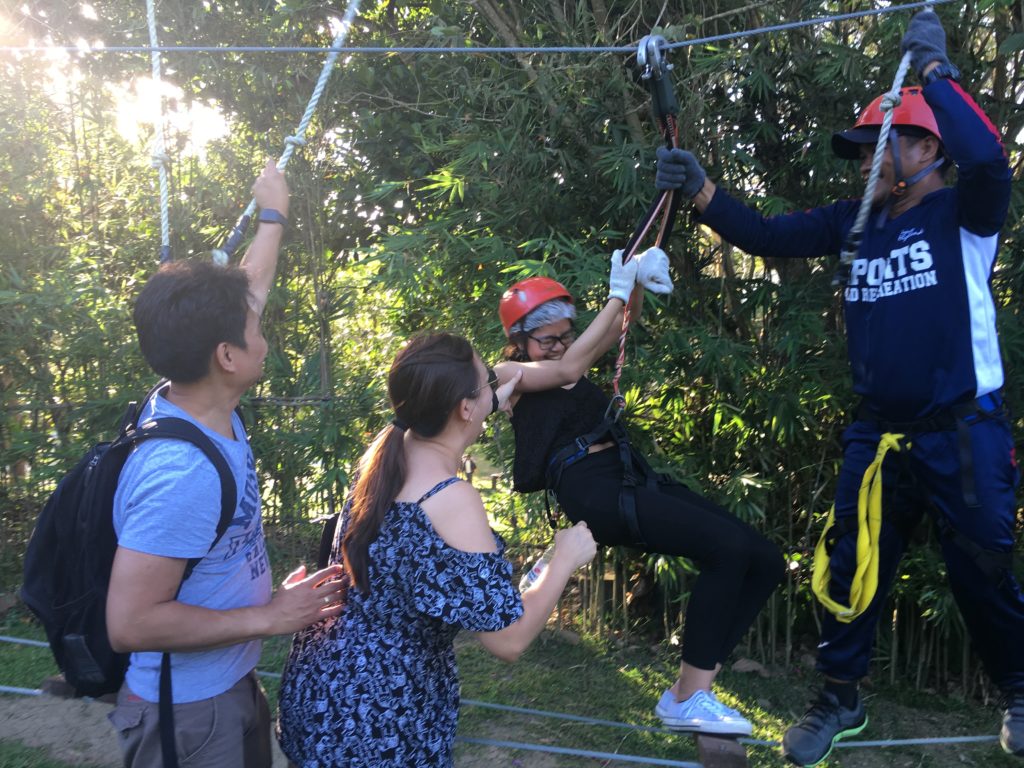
[499,276,573,336]
[831,87,942,159]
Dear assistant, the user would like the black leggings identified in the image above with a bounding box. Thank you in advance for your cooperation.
[556,448,785,670]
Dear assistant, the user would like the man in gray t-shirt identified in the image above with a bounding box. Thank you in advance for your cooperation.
[106,161,344,768]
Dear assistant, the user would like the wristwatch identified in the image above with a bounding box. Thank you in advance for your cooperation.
[922,62,960,86]
[257,208,288,228]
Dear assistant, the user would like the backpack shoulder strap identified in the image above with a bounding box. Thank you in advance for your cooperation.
[118,379,171,436]
[124,417,237,579]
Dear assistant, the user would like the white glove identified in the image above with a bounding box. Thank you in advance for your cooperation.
[608,249,639,303]
[635,247,674,295]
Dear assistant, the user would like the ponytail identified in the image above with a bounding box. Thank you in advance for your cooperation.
[342,423,407,593]
[341,332,477,594]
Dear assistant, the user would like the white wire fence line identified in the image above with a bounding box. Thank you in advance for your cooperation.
[2,0,949,58]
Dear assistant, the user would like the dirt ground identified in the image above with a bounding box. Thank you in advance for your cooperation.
[0,693,560,768]
[0,693,288,767]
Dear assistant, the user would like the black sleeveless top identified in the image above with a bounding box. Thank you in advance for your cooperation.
[510,377,610,492]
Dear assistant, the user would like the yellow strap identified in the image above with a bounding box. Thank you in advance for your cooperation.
[812,433,906,623]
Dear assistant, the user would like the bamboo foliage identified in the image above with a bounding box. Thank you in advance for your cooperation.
[1,0,1022,692]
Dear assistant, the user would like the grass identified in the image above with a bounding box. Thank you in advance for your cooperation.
[452,632,1018,767]
[0,741,106,768]
[3,599,1015,768]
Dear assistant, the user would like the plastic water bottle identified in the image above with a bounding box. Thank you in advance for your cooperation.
[519,544,557,591]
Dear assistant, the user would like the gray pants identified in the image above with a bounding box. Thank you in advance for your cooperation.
[108,671,272,768]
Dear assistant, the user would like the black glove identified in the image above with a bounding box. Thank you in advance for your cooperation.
[655,146,706,198]
[901,10,949,79]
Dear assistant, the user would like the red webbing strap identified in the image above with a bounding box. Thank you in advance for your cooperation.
[610,114,680,406]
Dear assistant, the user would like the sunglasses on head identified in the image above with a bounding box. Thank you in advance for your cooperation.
[468,366,499,415]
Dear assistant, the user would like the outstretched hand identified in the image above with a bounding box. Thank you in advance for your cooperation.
[635,247,674,295]
[495,369,522,416]
[901,10,949,79]
[266,563,345,635]
[655,147,706,199]
[553,522,597,571]
[252,159,290,218]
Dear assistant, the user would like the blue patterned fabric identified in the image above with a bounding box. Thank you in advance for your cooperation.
[277,478,523,767]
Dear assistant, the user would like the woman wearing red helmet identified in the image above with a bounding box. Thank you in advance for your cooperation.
[493,250,785,736]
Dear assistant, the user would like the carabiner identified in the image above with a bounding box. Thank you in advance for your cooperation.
[636,35,678,125]
[637,35,671,80]
[605,394,627,424]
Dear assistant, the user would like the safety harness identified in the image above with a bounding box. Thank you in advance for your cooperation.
[543,417,672,545]
[539,35,682,545]
[813,393,1013,621]
[813,433,905,622]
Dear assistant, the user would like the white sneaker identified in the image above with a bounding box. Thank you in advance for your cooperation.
[655,689,752,735]
[709,689,745,720]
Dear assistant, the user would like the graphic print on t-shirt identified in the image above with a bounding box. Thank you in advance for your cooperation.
[843,235,937,303]
[221,451,270,580]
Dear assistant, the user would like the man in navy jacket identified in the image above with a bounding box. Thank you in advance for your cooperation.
[657,11,1022,766]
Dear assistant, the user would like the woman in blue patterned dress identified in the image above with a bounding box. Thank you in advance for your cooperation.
[277,332,597,767]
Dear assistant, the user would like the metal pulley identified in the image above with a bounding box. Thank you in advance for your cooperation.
[636,35,678,122]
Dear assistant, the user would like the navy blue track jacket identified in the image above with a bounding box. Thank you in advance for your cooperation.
[699,80,1011,420]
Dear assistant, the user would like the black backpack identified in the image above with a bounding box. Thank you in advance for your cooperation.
[20,383,237,699]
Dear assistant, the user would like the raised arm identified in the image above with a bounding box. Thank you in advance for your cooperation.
[495,295,623,391]
[901,10,1010,236]
[494,250,637,392]
[655,147,852,260]
[240,160,290,316]
[475,521,596,662]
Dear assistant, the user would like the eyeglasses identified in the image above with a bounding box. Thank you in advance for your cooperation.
[527,328,576,351]
[468,366,500,415]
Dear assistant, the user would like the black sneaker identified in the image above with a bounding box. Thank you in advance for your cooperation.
[782,689,867,767]
[1001,692,1024,756]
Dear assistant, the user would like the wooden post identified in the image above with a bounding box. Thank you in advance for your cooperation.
[695,735,748,768]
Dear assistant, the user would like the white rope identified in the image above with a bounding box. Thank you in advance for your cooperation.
[145,0,172,262]
[838,50,913,270]
[211,0,362,265]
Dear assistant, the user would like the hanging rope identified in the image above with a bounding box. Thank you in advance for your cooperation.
[608,35,682,414]
[211,0,362,265]
[145,0,172,263]
[832,51,913,286]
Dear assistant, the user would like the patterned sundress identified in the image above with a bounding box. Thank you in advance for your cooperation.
[277,477,523,767]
